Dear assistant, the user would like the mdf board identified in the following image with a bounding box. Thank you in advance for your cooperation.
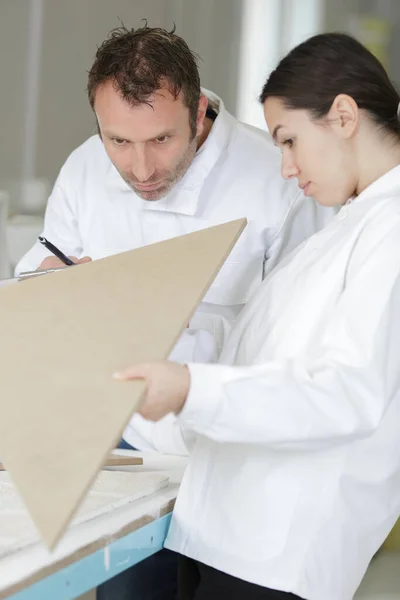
[382,519,400,551]
[0,219,246,549]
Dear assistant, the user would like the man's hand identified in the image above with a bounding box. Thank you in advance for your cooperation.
[113,361,190,421]
[37,255,92,270]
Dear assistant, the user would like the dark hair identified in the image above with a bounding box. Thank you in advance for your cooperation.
[260,33,400,139]
[87,24,201,136]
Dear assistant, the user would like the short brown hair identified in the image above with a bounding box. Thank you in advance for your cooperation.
[87,25,201,136]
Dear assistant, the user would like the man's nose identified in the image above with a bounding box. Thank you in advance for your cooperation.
[131,145,156,182]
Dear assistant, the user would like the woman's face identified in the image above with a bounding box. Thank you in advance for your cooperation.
[264,97,358,207]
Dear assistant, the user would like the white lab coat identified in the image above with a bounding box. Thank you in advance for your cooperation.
[161,166,400,599]
[17,91,333,454]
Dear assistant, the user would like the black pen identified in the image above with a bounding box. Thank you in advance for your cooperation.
[38,236,75,266]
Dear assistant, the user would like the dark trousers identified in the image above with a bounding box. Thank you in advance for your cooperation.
[96,548,178,600]
[178,556,305,600]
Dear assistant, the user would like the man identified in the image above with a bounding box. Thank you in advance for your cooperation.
[17,24,334,600]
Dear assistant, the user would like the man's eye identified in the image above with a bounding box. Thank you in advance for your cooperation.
[112,138,127,146]
[154,135,169,144]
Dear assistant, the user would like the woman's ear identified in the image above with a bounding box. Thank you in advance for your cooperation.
[327,94,359,139]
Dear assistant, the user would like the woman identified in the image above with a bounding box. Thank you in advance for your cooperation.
[114,34,400,599]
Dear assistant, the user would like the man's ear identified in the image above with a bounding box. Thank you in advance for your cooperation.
[196,94,209,137]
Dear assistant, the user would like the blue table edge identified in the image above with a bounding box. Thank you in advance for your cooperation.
[3,511,173,600]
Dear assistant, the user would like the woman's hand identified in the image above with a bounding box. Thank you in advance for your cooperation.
[114,361,190,421]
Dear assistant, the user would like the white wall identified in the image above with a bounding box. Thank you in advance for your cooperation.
[235,0,325,129]
[169,0,243,116]
[0,2,31,185]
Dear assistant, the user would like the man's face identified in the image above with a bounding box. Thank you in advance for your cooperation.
[94,81,204,200]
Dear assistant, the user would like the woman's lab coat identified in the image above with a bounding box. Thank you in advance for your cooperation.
[161,166,400,600]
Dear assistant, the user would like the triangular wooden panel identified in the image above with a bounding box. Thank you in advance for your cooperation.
[0,218,246,548]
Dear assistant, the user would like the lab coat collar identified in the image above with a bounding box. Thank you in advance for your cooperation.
[109,90,236,216]
[347,164,400,209]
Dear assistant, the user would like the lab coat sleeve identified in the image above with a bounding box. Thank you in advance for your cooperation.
[123,412,195,456]
[179,224,400,450]
[122,314,233,454]
[185,308,234,361]
[15,165,83,274]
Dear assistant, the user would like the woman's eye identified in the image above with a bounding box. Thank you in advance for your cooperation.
[283,138,294,148]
